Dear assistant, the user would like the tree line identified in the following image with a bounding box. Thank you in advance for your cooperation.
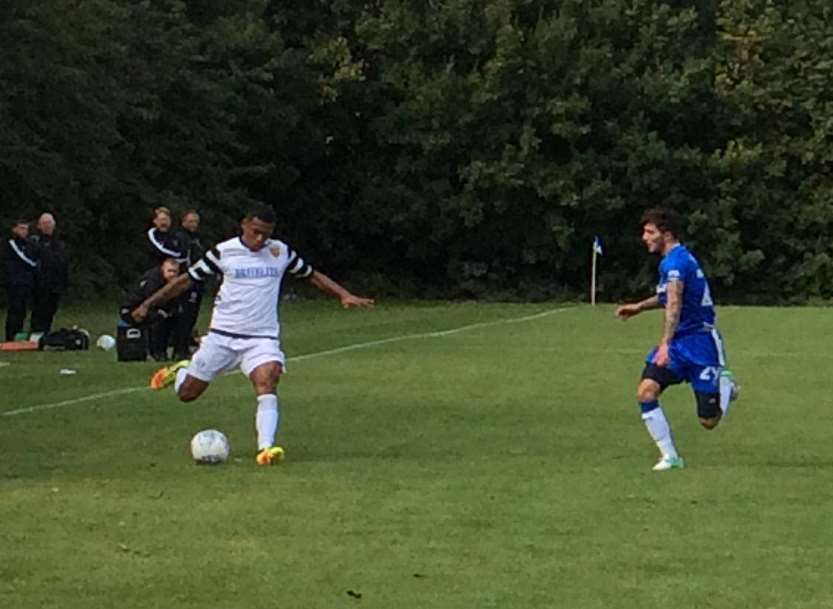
[1,0,831,303]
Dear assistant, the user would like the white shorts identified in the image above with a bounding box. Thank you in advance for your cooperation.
[187,331,286,383]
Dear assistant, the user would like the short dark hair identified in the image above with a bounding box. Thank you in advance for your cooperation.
[245,205,276,224]
[640,207,682,238]
[182,209,200,220]
[153,206,172,220]
[160,257,180,268]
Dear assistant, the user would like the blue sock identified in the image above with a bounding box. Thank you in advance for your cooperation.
[639,400,659,413]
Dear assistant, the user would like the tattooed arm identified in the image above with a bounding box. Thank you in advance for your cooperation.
[654,280,683,367]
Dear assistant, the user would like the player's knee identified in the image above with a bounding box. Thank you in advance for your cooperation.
[636,388,652,402]
[695,391,721,427]
[255,378,279,395]
[636,383,660,402]
[250,362,282,392]
[178,388,198,402]
[177,379,203,402]
[699,416,721,430]
[268,364,283,383]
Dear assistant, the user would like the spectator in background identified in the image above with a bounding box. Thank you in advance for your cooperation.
[173,209,205,360]
[119,257,181,360]
[29,212,69,334]
[3,219,38,341]
[146,206,185,268]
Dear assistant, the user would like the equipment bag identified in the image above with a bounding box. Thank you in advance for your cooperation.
[116,325,147,362]
[39,328,90,351]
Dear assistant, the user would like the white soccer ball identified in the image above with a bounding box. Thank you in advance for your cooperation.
[96,334,116,351]
[190,429,230,464]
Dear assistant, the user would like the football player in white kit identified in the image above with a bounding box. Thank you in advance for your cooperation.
[131,206,375,464]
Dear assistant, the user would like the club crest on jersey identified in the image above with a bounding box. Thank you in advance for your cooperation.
[269,245,281,258]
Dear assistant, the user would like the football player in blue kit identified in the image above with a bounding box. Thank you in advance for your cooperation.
[615,208,739,471]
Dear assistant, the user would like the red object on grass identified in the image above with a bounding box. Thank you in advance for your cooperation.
[0,341,39,351]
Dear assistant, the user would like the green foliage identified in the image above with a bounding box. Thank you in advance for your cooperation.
[351,0,724,298]
[1,0,832,301]
[714,0,833,300]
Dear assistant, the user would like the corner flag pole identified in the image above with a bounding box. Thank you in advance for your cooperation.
[591,236,603,306]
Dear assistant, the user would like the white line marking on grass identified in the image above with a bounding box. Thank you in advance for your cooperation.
[2,307,570,418]
[292,308,568,361]
[3,387,146,416]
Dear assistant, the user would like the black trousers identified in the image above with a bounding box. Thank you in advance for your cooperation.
[148,315,176,361]
[5,284,32,341]
[173,288,203,359]
[31,289,61,334]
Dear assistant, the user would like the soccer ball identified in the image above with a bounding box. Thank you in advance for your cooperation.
[96,334,116,351]
[190,429,230,464]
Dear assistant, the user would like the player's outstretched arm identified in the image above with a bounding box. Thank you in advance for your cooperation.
[308,270,375,308]
[615,295,659,320]
[132,274,193,322]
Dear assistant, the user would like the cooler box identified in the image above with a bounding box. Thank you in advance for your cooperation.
[117,325,147,362]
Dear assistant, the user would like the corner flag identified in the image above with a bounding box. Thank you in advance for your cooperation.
[591,236,603,305]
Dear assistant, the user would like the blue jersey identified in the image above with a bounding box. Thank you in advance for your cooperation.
[656,244,715,337]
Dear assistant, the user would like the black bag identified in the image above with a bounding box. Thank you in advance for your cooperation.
[117,325,147,362]
[39,328,90,351]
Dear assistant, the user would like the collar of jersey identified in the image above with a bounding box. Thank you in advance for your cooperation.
[238,236,271,252]
[663,242,682,257]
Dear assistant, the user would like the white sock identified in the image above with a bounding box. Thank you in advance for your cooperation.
[641,407,678,459]
[719,375,734,415]
[256,393,280,451]
[174,367,189,394]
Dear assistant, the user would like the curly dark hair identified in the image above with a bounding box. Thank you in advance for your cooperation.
[640,207,682,238]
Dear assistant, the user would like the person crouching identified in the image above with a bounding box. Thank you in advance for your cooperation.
[118,258,180,361]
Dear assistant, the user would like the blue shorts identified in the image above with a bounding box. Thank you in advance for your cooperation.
[643,329,727,393]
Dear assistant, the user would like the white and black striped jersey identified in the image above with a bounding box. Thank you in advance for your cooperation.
[188,236,313,339]
[146,227,186,265]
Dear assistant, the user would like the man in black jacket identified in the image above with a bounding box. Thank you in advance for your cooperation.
[120,258,180,360]
[3,219,39,341]
[30,213,69,334]
[146,206,185,269]
[172,209,205,360]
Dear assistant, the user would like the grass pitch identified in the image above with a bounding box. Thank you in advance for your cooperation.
[2,301,832,609]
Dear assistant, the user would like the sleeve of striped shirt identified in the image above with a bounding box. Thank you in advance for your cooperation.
[188,246,223,282]
[286,245,313,279]
[147,228,185,261]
